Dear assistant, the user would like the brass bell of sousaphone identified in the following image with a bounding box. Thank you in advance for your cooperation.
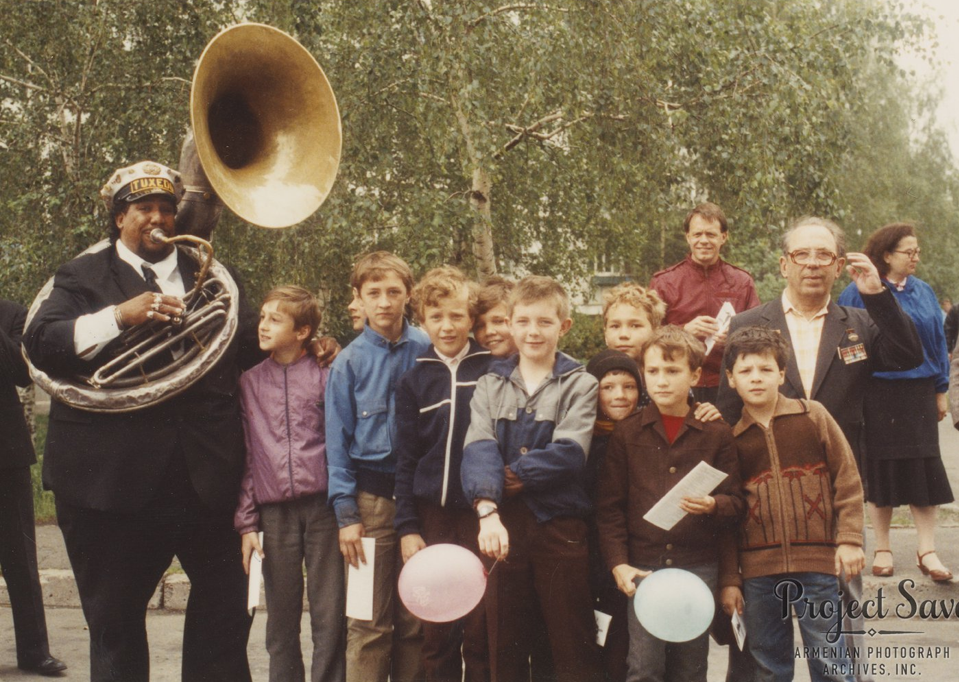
[24,24,341,412]
[192,22,341,228]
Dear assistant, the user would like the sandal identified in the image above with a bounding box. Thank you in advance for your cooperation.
[871,549,894,577]
[917,551,954,583]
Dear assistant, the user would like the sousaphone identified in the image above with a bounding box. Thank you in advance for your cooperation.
[24,23,341,412]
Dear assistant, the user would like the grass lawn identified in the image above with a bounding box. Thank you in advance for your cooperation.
[32,413,56,524]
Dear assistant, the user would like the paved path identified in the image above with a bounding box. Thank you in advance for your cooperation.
[3,417,959,680]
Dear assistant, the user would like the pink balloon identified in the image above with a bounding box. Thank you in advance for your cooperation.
[398,544,487,622]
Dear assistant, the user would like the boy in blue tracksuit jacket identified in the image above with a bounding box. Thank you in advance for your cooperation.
[461,275,602,682]
[325,251,430,682]
[393,266,492,682]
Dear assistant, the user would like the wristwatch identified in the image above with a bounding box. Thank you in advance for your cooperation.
[476,502,498,519]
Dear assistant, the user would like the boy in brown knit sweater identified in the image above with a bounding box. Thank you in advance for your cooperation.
[720,326,865,682]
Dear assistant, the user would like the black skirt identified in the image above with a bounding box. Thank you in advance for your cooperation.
[863,377,954,507]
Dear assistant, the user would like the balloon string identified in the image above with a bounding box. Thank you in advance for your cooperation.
[486,558,501,577]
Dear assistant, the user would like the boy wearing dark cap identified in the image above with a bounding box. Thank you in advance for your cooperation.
[585,350,643,682]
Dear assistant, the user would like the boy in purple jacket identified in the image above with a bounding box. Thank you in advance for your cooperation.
[235,286,344,682]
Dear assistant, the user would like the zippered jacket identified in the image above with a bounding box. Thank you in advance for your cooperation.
[394,340,492,537]
[649,254,760,387]
[721,396,864,586]
[461,352,598,522]
[234,354,330,534]
[326,321,431,527]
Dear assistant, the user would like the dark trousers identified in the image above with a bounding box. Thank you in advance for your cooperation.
[0,465,51,667]
[486,499,602,682]
[416,501,489,682]
[260,494,345,682]
[595,584,629,682]
[55,454,252,682]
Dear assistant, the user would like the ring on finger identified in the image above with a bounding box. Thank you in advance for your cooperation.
[151,302,160,312]
[153,293,161,304]
[147,310,155,320]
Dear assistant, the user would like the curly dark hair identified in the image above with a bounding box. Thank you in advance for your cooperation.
[723,326,791,372]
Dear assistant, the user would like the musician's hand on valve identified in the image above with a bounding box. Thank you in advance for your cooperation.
[116,292,185,327]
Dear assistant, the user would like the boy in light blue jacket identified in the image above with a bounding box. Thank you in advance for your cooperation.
[326,252,430,682]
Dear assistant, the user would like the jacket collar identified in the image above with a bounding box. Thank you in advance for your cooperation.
[264,350,313,371]
[732,394,808,436]
[417,338,491,364]
[762,296,848,400]
[488,351,582,379]
[684,252,728,277]
[638,401,705,442]
[109,242,198,301]
[360,318,416,349]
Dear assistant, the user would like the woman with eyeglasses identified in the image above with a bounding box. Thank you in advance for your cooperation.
[837,222,953,583]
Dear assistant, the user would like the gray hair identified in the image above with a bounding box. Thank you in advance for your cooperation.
[780,216,846,258]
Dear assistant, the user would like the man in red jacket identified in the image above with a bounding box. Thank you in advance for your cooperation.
[649,202,760,402]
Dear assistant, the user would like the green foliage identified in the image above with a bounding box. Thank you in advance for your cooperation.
[561,310,606,363]
[31,414,55,523]
[1,0,956,335]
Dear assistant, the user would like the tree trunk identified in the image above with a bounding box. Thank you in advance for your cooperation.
[470,167,496,283]
[450,82,497,283]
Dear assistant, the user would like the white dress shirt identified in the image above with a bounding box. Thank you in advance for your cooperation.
[74,241,185,359]
[781,290,830,398]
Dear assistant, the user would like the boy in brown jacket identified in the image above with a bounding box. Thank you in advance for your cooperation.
[720,326,865,682]
[596,326,742,682]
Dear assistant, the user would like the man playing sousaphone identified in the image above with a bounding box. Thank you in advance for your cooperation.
[24,161,258,682]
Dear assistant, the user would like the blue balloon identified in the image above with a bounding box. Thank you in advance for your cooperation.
[633,568,715,642]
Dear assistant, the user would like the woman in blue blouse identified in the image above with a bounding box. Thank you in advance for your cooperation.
[838,223,953,582]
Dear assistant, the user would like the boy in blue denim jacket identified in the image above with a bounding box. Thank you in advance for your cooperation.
[326,251,430,682]
[461,275,602,682]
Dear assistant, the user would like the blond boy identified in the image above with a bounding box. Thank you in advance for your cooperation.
[602,282,667,363]
[394,266,491,682]
[462,275,602,682]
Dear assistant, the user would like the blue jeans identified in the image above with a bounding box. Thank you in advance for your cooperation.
[743,573,854,682]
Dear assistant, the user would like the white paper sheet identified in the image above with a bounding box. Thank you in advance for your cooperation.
[594,610,612,647]
[346,537,376,621]
[704,301,737,356]
[732,607,747,651]
[642,460,728,531]
[247,531,264,615]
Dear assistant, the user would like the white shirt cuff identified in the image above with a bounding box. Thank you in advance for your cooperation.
[74,307,121,359]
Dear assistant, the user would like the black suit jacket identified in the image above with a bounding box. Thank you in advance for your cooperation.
[24,243,259,513]
[0,300,36,469]
[717,288,924,465]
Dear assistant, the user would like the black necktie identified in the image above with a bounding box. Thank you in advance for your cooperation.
[141,265,162,293]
